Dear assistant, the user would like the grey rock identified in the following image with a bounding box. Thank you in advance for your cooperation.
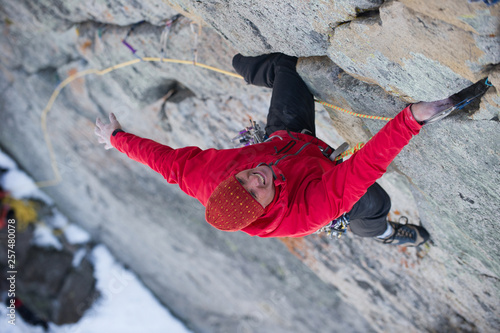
[163,0,384,57]
[298,56,408,143]
[1,234,97,325]
[0,220,34,272]
[1,1,499,332]
[53,257,98,324]
[16,247,73,321]
[3,0,178,28]
[401,0,500,35]
[328,1,498,101]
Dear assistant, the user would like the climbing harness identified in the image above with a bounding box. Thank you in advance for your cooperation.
[315,213,350,239]
[325,142,349,162]
[0,191,38,232]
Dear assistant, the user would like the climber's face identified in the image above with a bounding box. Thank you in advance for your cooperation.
[235,165,275,208]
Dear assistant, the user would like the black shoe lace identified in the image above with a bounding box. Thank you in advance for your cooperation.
[393,225,415,242]
[383,224,415,244]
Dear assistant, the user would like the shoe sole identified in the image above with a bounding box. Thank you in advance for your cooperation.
[413,226,430,247]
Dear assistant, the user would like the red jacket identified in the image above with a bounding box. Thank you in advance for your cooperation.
[111,106,422,237]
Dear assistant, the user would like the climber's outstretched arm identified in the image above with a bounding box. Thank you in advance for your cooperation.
[93,113,209,200]
[318,91,474,221]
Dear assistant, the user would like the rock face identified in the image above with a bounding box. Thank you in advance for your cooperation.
[328,1,500,101]
[163,0,384,56]
[0,1,499,332]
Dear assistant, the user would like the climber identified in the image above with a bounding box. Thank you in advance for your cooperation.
[94,53,490,246]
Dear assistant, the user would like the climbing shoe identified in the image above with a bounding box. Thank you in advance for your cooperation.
[449,77,492,109]
[376,219,430,247]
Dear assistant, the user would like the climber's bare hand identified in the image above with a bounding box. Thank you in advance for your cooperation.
[95,113,122,150]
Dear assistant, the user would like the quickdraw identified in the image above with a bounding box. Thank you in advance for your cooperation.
[231,119,266,148]
[160,14,182,60]
[315,213,350,239]
[121,20,145,59]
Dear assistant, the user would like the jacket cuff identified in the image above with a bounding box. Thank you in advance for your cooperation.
[112,129,124,136]
[110,129,125,150]
[403,105,423,133]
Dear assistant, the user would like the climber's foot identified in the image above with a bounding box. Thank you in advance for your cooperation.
[376,220,430,247]
[411,78,491,125]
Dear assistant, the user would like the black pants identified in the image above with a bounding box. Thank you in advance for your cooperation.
[232,53,390,237]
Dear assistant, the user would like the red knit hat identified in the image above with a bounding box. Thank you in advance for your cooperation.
[205,175,264,231]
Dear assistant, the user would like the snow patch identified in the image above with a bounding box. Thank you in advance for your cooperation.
[48,210,69,229]
[2,169,40,199]
[64,224,91,244]
[0,169,52,203]
[0,147,191,332]
[32,224,63,250]
[57,245,193,333]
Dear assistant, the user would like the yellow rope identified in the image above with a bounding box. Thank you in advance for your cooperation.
[334,142,365,162]
[317,100,393,121]
[141,57,244,79]
[314,101,391,162]
[36,56,391,187]
[36,57,243,187]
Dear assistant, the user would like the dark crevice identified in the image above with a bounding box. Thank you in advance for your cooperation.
[482,63,500,77]
[355,8,381,20]
[61,14,168,28]
[478,273,500,282]
[331,7,381,30]
[241,17,273,50]
[203,16,231,41]
[159,81,195,132]
[75,20,154,38]
[74,14,185,41]
[145,79,194,106]
[72,9,185,30]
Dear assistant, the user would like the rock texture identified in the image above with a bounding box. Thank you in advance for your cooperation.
[0,211,97,326]
[163,0,384,56]
[328,1,499,101]
[0,1,499,332]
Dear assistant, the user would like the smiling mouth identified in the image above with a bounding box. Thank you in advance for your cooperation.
[254,172,265,185]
